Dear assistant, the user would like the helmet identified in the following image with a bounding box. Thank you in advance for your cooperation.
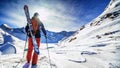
[34,12,39,16]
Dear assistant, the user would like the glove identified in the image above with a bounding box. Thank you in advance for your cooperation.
[45,35,47,39]
[26,31,30,36]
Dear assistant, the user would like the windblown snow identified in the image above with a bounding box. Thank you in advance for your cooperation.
[0,0,120,68]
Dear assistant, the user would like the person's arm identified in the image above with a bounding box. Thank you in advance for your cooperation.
[37,18,47,36]
[41,23,46,36]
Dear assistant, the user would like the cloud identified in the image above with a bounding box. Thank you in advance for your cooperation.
[0,0,84,32]
[35,5,81,32]
[0,8,27,27]
[0,0,109,32]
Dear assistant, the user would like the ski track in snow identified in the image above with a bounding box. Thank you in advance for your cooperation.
[0,42,120,68]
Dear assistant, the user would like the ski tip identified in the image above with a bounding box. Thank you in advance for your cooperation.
[24,5,28,10]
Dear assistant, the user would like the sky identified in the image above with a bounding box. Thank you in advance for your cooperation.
[0,0,110,32]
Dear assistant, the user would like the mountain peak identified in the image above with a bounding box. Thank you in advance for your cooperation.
[60,0,120,45]
[105,0,120,12]
[0,24,12,30]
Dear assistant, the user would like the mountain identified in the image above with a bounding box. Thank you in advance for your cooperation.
[0,26,16,55]
[0,24,26,40]
[42,30,75,43]
[58,0,120,68]
[60,0,120,45]
[0,24,75,43]
[1,0,120,68]
[0,24,74,55]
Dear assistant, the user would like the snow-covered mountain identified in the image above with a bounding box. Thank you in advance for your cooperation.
[0,24,26,40]
[0,26,16,55]
[0,24,75,43]
[0,0,120,68]
[60,0,120,45]
[0,23,74,55]
[0,24,75,67]
[57,0,120,68]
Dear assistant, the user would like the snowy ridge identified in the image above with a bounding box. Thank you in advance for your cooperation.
[0,24,12,29]
[0,27,17,55]
[60,0,120,45]
[58,0,120,68]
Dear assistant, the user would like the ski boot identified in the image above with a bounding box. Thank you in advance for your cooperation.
[31,64,37,68]
[23,62,30,68]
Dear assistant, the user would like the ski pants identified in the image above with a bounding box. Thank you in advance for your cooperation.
[26,37,40,65]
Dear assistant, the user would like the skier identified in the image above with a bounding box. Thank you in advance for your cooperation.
[23,12,46,68]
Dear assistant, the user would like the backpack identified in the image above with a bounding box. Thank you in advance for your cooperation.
[31,18,39,34]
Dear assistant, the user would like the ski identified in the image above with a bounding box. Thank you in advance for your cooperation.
[24,5,39,55]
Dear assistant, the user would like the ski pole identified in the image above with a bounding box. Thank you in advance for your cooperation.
[22,35,28,58]
[46,36,52,68]
[14,35,27,68]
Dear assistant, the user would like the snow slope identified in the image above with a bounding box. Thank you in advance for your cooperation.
[0,28,16,55]
[58,0,120,68]
[0,0,120,68]
[0,42,16,55]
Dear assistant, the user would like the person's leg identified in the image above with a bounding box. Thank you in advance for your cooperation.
[23,37,33,68]
[32,38,40,65]
[27,37,33,63]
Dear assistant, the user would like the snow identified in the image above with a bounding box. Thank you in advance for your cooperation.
[0,42,16,55]
[0,51,1,55]
[2,24,12,29]
[0,30,4,44]
[58,0,120,68]
[0,29,17,55]
[0,0,120,68]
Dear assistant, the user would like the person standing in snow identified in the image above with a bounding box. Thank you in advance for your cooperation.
[23,12,46,68]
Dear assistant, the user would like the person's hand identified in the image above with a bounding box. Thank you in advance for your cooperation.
[26,31,30,36]
[45,35,47,39]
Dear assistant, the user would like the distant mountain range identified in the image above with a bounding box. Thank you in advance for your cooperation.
[0,24,75,43]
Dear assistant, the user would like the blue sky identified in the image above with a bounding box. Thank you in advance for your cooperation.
[0,0,110,32]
